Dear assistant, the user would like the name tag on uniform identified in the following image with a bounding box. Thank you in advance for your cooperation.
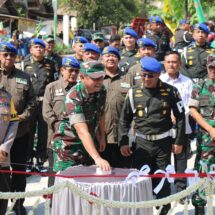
[15,78,27,85]
[120,82,130,88]
[55,89,64,96]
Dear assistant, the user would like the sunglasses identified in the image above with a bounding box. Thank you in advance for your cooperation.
[142,73,155,78]
[2,53,16,58]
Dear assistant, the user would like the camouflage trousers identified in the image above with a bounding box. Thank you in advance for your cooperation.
[192,131,215,207]
[53,140,86,172]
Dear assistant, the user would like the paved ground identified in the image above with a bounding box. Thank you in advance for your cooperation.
[7,140,215,214]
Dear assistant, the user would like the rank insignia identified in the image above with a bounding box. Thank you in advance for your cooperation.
[135,90,142,93]
[135,93,143,97]
[137,110,144,117]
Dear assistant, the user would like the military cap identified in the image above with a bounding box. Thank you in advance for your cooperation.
[102,46,121,59]
[149,16,163,24]
[137,38,157,48]
[123,27,138,39]
[193,23,210,34]
[140,56,161,73]
[109,34,121,43]
[80,60,105,78]
[73,36,88,44]
[62,57,80,69]
[180,19,189,25]
[92,33,104,41]
[207,54,215,67]
[83,43,101,54]
[0,42,17,55]
[30,38,46,48]
[43,35,54,42]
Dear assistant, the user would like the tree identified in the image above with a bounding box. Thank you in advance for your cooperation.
[57,0,142,29]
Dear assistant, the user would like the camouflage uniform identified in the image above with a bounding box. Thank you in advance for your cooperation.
[189,78,215,207]
[53,82,106,171]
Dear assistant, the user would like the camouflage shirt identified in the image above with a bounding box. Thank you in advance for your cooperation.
[53,82,106,146]
[189,78,215,128]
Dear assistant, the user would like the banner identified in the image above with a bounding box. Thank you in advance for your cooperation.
[193,0,206,23]
[163,0,177,35]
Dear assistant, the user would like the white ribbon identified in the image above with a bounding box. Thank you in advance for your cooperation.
[124,165,151,186]
[153,165,175,194]
[139,165,151,176]
[199,160,208,173]
[124,171,139,186]
[208,164,215,183]
[184,168,199,187]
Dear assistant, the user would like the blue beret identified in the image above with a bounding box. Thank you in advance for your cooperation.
[73,36,88,44]
[83,43,101,54]
[180,19,189,25]
[137,38,157,48]
[124,27,138,39]
[30,38,46,48]
[62,57,80,69]
[102,46,121,59]
[193,23,210,34]
[0,42,17,54]
[149,16,163,24]
[140,56,161,73]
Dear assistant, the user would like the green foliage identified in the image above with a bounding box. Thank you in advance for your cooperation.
[58,0,141,28]
[54,42,73,54]
[44,0,215,29]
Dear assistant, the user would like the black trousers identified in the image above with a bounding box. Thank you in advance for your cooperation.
[11,133,28,207]
[28,101,48,161]
[174,135,189,192]
[133,136,172,201]
[0,167,10,215]
[100,144,132,168]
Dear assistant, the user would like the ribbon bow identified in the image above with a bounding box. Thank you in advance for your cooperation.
[185,168,199,186]
[124,165,150,186]
[153,165,175,194]
[208,164,215,183]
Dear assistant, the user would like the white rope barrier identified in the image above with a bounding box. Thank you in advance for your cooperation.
[0,178,207,208]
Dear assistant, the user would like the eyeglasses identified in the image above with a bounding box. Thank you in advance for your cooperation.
[142,73,155,78]
[2,53,16,58]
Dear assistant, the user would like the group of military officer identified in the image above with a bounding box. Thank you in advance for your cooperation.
[0,14,214,215]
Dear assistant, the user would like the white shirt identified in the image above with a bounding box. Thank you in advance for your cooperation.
[160,72,193,134]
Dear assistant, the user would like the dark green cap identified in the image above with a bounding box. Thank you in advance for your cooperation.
[43,35,54,42]
[207,54,215,67]
[92,33,104,41]
[80,60,105,78]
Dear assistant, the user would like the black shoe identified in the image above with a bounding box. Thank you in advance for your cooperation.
[160,204,171,215]
[26,162,34,173]
[35,163,48,173]
[13,205,27,215]
[179,197,190,205]
[195,206,205,215]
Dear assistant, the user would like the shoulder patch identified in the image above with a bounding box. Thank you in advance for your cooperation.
[15,78,27,85]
